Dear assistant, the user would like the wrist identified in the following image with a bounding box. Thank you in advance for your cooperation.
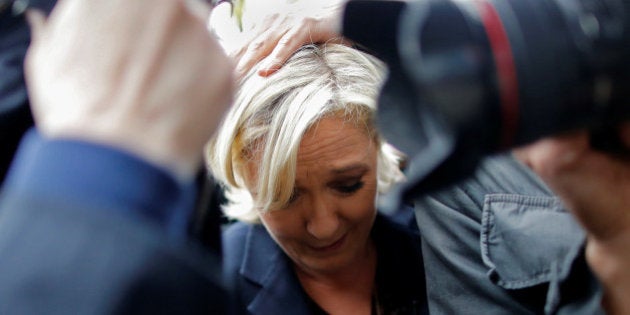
[586,229,630,314]
[38,121,201,183]
[4,130,194,232]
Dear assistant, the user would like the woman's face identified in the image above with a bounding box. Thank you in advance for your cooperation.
[249,116,379,276]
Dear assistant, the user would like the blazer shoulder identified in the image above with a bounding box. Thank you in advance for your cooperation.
[223,221,251,242]
[221,221,253,282]
[222,221,251,261]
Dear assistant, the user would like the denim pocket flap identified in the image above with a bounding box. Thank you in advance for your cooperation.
[481,194,585,289]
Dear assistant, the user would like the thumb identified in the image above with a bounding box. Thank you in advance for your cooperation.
[25,9,47,43]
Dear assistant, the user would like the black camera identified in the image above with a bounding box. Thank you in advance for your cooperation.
[371,0,630,200]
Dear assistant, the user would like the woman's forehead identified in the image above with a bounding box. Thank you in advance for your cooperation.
[242,116,376,182]
[296,117,376,168]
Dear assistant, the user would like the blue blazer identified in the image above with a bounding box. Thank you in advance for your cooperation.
[222,214,429,314]
[0,189,228,314]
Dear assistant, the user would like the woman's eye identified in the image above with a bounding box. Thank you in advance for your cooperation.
[286,189,300,205]
[335,181,364,194]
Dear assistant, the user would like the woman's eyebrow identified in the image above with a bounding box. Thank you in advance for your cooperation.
[331,163,369,175]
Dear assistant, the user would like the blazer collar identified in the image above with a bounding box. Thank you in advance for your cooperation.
[241,224,312,314]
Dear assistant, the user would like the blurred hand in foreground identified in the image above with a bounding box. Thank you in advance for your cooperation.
[25,0,234,181]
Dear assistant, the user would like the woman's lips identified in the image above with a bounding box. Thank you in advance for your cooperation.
[310,234,346,252]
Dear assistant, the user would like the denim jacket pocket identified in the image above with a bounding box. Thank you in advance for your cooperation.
[480,194,585,290]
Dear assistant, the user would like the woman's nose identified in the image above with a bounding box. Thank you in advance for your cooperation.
[305,198,340,240]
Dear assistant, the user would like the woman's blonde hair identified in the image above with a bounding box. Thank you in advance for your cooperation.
[206,44,405,223]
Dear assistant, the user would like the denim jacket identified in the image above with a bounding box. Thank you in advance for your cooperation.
[414,154,603,315]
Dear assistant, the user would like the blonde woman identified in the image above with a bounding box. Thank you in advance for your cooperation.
[207,44,427,314]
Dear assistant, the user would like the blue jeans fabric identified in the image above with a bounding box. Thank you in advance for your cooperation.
[414,154,603,315]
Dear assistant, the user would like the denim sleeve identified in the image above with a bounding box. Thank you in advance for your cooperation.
[1,130,196,238]
[414,154,603,315]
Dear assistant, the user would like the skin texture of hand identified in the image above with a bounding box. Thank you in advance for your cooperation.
[226,0,347,78]
[25,0,234,181]
[514,123,630,314]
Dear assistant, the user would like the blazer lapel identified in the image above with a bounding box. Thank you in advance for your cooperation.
[240,225,312,314]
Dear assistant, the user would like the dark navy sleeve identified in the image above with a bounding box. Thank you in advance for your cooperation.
[1,129,196,238]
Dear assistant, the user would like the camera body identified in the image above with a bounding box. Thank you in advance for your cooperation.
[374,0,630,200]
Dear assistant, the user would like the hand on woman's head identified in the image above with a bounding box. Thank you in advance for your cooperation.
[212,0,348,79]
